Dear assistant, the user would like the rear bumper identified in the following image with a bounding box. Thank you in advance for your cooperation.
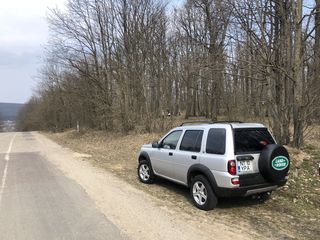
[215,179,287,197]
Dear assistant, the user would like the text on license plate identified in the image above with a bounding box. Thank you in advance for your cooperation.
[237,160,253,172]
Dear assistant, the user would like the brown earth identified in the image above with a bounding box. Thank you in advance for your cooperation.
[46,127,320,240]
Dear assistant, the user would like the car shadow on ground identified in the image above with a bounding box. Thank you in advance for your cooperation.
[217,196,266,209]
[154,177,267,209]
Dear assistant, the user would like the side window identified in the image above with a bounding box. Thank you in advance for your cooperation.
[180,130,203,152]
[161,130,183,150]
[206,128,226,155]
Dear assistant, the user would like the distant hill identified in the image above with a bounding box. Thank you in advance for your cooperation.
[0,103,24,121]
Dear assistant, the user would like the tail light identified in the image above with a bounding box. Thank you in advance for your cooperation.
[231,177,240,185]
[228,160,237,175]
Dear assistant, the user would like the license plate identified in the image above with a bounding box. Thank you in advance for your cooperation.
[237,160,253,172]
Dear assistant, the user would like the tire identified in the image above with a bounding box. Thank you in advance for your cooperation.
[190,175,217,211]
[258,144,290,183]
[138,160,155,184]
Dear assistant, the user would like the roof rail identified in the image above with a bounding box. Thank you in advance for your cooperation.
[180,120,243,126]
[180,120,214,126]
[213,121,243,124]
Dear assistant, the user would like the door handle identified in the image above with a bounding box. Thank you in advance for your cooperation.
[169,152,173,156]
[191,155,197,160]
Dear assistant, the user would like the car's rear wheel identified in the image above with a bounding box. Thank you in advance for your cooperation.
[190,175,217,211]
[138,160,155,184]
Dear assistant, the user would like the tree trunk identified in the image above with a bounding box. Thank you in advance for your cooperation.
[292,0,304,148]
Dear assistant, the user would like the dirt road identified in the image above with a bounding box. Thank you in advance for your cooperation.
[0,131,254,240]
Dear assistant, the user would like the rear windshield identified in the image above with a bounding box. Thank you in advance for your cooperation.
[234,128,275,154]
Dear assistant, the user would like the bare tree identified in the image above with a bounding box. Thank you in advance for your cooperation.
[17,0,319,148]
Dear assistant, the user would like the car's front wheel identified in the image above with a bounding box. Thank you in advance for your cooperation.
[138,160,155,184]
[190,175,217,211]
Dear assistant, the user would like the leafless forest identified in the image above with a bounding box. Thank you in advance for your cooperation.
[17,0,320,147]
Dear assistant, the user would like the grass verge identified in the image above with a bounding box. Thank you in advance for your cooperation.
[46,130,320,240]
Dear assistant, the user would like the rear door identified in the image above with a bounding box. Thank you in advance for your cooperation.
[234,128,275,176]
[173,130,203,184]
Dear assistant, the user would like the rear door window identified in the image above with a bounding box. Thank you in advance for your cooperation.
[180,130,203,152]
[206,128,226,155]
[235,128,275,154]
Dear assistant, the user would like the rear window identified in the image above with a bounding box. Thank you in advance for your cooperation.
[235,128,275,154]
[206,128,226,155]
[180,130,203,152]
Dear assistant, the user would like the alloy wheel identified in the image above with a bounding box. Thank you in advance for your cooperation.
[192,181,207,205]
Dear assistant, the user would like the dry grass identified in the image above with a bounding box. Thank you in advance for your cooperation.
[46,128,320,240]
[46,131,162,181]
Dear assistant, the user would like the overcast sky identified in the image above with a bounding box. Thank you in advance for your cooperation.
[0,0,66,104]
[0,0,183,104]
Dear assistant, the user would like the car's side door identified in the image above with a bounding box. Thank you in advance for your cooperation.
[172,130,204,184]
[151,130,183,178]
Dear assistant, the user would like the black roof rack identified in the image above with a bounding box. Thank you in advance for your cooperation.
[180,120,243,126]
[212,121,243,124]
[180,121,214,126]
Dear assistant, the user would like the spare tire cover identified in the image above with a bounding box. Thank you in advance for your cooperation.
[258,144,290,183]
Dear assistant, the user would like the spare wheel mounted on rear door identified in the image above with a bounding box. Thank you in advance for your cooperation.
[258,144,290,183]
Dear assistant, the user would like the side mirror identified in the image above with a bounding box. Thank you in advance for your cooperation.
[152,141,160,148]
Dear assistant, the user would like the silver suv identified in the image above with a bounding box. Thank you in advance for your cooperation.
[137,121,290,210]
